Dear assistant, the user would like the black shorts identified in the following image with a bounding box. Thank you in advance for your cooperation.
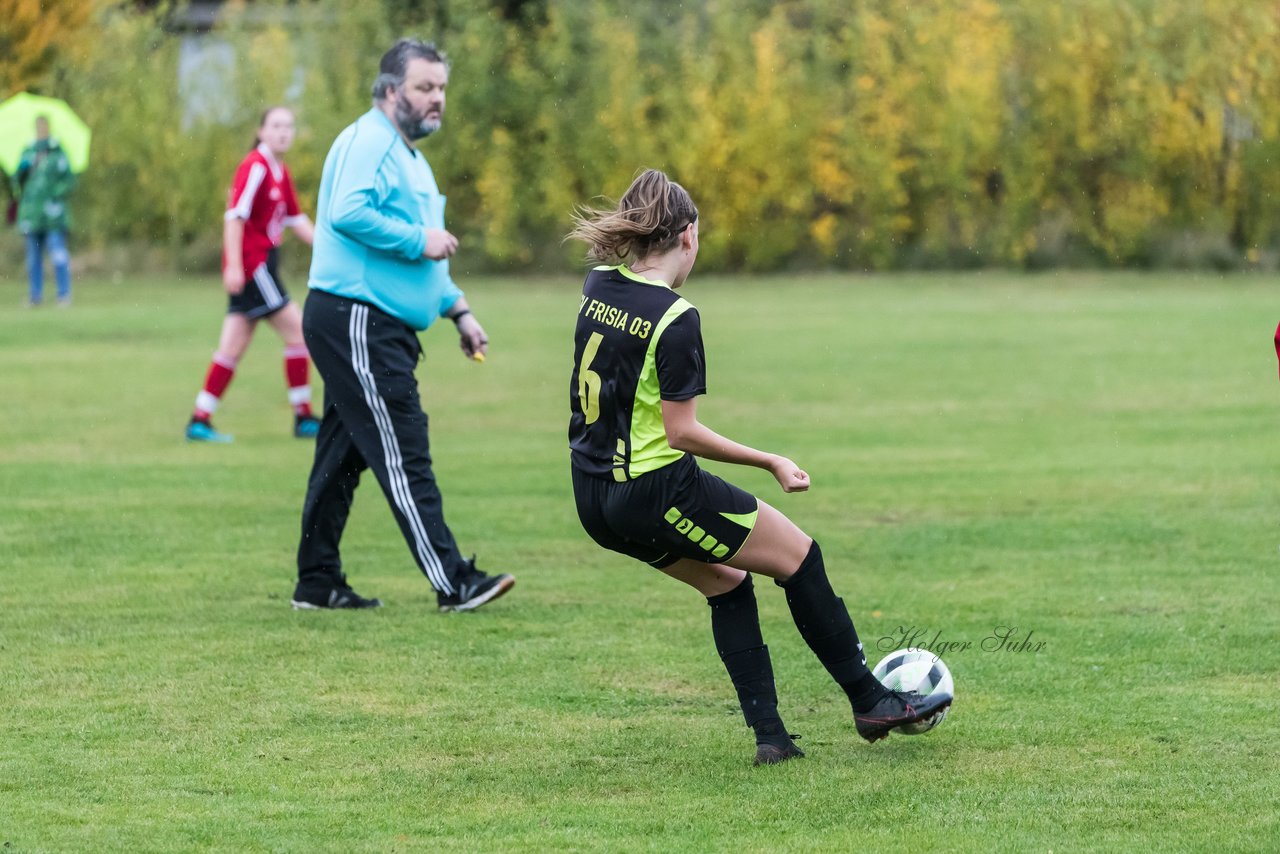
[572,454,759,569]
[228,248,291,319]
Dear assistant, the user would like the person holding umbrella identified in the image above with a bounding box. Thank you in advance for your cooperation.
[13,115,75,307]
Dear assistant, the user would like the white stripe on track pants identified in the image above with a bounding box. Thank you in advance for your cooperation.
[296,289,462,595]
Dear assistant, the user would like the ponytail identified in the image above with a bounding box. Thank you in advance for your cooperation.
[567,169,698,264]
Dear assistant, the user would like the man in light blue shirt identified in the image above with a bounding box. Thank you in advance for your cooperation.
[294,38,515,612]
[308,85,458,330]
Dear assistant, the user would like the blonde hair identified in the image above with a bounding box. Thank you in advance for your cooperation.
[567,169,698,264]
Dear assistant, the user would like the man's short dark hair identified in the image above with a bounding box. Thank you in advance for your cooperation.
[372,38,448,100]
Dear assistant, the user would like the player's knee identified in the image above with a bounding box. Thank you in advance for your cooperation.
[691,565,746,598]
[774,537,819,582]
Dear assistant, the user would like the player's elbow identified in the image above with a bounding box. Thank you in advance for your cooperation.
[664,424,696,453]
[661,401,701,452]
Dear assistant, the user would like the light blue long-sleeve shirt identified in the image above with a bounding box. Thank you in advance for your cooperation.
[308,108,462,331]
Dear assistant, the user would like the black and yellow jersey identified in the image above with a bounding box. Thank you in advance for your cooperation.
[569,265,706,481]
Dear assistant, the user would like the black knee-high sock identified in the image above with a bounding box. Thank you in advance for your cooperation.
[707,574,788,744]
[778,540,886,713]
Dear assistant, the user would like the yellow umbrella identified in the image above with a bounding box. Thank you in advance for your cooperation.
[0,92,92,174]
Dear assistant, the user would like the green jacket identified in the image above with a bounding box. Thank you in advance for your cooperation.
[14,138,76,234]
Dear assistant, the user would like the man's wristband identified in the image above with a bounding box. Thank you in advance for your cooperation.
[449,309,472,324]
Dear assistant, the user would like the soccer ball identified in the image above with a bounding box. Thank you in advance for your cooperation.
[871,647,954,735]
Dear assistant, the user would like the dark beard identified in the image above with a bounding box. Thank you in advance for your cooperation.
[395,95,439,141]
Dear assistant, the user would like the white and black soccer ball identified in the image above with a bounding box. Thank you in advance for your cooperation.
[871,647,954,735]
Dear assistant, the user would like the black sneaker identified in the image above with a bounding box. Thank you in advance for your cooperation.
[855,689,953,743]
[754,734,805,766]
[291,576,383,610]
[437,557,515,613]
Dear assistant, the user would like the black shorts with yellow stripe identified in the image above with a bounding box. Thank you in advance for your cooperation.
[571,454,759,569]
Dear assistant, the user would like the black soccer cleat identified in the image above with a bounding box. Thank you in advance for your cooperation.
[437,557,515,613]
[291,575,383,610]
[754,734,805,766]
[855,689,953,743]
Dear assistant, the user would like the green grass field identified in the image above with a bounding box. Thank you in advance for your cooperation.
[2,272,1279,852]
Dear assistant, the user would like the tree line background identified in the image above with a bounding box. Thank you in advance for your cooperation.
[5,0,1280,274]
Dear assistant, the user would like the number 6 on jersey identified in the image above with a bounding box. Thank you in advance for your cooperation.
[577,331,604,424]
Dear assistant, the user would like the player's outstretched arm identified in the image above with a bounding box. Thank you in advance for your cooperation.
[661,398,809,493]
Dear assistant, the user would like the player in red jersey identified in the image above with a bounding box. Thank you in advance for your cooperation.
[185,106,318,442]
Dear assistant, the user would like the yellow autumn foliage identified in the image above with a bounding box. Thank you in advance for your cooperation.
[23,0,1280,270]
[0,0,99,97]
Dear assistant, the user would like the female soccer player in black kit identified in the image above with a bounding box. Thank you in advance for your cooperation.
[566,170,951,765]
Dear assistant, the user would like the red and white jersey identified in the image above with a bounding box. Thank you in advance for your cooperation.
[224,144,305,275]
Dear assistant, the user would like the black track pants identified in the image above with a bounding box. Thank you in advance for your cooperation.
[296,289,462,595]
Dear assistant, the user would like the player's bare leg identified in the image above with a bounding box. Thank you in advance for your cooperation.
[741,503,952,742]
[660,537,803,765]
[217,312,257,360]
[266,303,318,437]
[665,499,949,748]
[265,301,303,348]
[187,314,256,443]
[724,500,811,581]
[658,559,744,596]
